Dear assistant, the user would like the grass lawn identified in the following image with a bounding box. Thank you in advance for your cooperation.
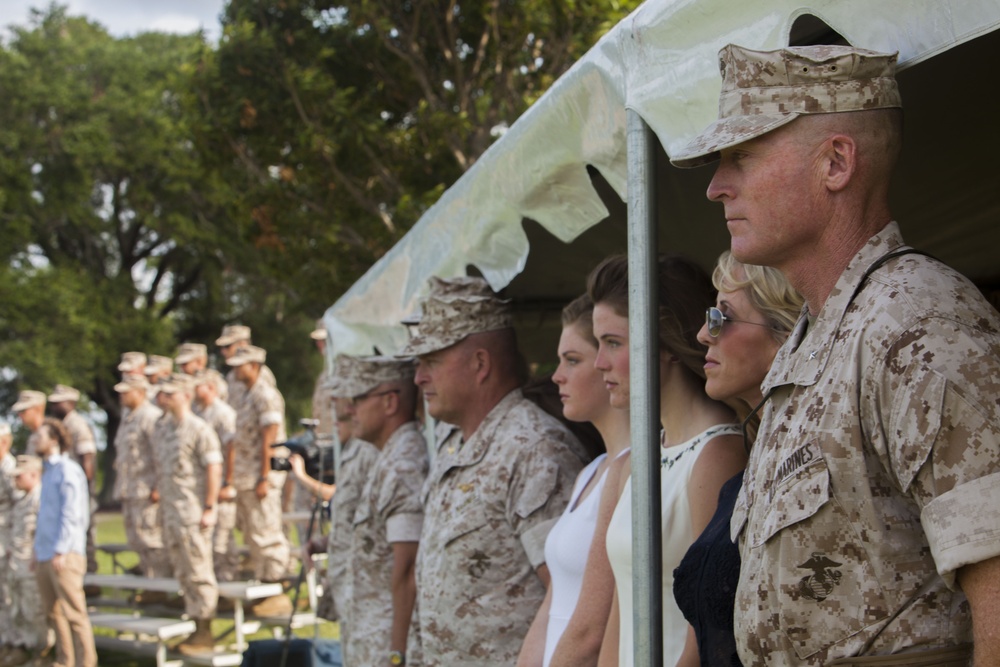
[92,511,337,666]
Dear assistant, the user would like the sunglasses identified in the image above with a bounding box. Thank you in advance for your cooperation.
[349,388,400,406]
[705,306,775,338]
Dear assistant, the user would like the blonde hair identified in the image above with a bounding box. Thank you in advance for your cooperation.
[712,251,803,343]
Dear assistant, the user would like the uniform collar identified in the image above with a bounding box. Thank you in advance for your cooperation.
[764,222,906,390]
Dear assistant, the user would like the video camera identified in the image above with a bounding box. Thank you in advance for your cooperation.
[270,419,336,484]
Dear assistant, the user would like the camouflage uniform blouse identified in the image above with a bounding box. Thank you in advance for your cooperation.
[414,389,585,666]
[327,437,379,621]
[232,379,287,491]
[733,223,1000,664]
[62,409,98,460]
[113,401,162,501]
[152,412,223,526]
[346,421,428,665]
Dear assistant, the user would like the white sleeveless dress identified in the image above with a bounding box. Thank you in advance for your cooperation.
[542,448,630,666]
[606,424,742,667]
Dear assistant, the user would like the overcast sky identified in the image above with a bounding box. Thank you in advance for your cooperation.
[1,0,227,41]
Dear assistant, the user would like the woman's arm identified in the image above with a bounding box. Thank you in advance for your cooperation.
[516,581,553,667]
[552,452,631,667]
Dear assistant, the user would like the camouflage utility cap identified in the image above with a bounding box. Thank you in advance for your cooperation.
[326,355,359,398]
[145,355,174,376]
[48,384,81,403]
[118,351,147,372]
[12,390,46,412]
[175,343,207,365]
[114,375,149,393]
[13,454,42,475]
[193,368,226,388]
[216,324,252,347]
[400,276,513,356]
[158,373,195,394]
[338,356,416,398]
[226,344,266,367]
[672,44,901,168]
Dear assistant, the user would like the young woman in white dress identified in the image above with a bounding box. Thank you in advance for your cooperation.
[587,255,747,667]
[517,294,631,667]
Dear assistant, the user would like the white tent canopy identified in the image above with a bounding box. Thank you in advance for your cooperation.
[324,0,1000,356]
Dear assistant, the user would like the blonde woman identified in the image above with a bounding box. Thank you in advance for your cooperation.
[673,251,802,667]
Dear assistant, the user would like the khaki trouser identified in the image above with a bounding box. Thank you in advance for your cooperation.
[122,498,171,577]
[213,499,240,582]
[36,553,97,667]
[236,483,290,581]
[9,569,48,650]
[163,521,218,619]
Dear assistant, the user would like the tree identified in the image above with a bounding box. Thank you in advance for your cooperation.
[191,0,641,306]
[0,7,318,500]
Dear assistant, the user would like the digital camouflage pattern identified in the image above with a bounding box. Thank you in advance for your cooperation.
[345,421,428,666]
[672,44,902,168]
[326,437,379,624]
[225,363,276,412]
[232,378,287,490]
[115,396,168,576]
[8,484,48,650]
[231,376,290,581]
[153,411,222,619]
[62,409,98,460]
[0,451,17,647]
[337,355,416,399]
[414,390,586,666]
[400,276,513,357]
[733,223,1000,664]
[194,398,240,581]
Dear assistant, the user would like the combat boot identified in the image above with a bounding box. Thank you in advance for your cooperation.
[249,593,293,618]
[176,619,215,657]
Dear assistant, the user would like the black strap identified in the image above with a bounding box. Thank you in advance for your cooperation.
[847,248,936,306]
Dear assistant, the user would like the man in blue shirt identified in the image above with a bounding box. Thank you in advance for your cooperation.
[34,417,96,667]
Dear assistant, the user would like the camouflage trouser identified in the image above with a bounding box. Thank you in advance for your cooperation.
[163,521,218,620]
[0,552,10,645]
[9,568,48,650]
[122,498,172,577]
[213,499,240,582]
[236,481,290,582]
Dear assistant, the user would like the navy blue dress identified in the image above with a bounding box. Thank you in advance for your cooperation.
[673,471,745,667]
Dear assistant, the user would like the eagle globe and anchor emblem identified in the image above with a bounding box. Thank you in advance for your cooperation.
[798,552,843,602]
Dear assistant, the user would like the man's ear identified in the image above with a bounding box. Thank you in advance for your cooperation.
[473,347,492,385]
[823,134,857,193]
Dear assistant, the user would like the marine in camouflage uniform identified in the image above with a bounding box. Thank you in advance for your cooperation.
[48,385,99,575]
[112,375,170,578]
[339,357,428,667]
[6,456,48,660]
[403,277,585,666]
[152,375,223,655]
[672,44,1000,664]
[0,424,17,657]
[193,369,241,582]
[12,390,46,457]
[227,345,292,617]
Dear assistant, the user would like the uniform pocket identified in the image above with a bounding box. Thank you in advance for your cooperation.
[440,498,489,548]
[758,458,890,660]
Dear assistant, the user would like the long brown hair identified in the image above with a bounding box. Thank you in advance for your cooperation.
[40,417,72,454]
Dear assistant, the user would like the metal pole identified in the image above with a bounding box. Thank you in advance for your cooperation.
[626,108,662,667]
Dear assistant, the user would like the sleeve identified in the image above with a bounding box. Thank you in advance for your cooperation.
[380,445,427,543]
[55,468,89,555]
[197,422,224,467]
[257,386,284,428]
[506,431,582,568]
[872,318,1000,584]
[70,415,98,457]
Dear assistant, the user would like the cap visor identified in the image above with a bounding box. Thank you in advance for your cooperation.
[670,113,800,168]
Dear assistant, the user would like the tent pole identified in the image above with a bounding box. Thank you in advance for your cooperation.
[626,109,663,667]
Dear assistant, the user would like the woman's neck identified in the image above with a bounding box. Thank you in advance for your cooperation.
[659,367,736,447]
[591,407,631,458]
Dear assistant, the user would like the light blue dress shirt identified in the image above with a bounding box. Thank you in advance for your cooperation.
[34,453,90,562]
